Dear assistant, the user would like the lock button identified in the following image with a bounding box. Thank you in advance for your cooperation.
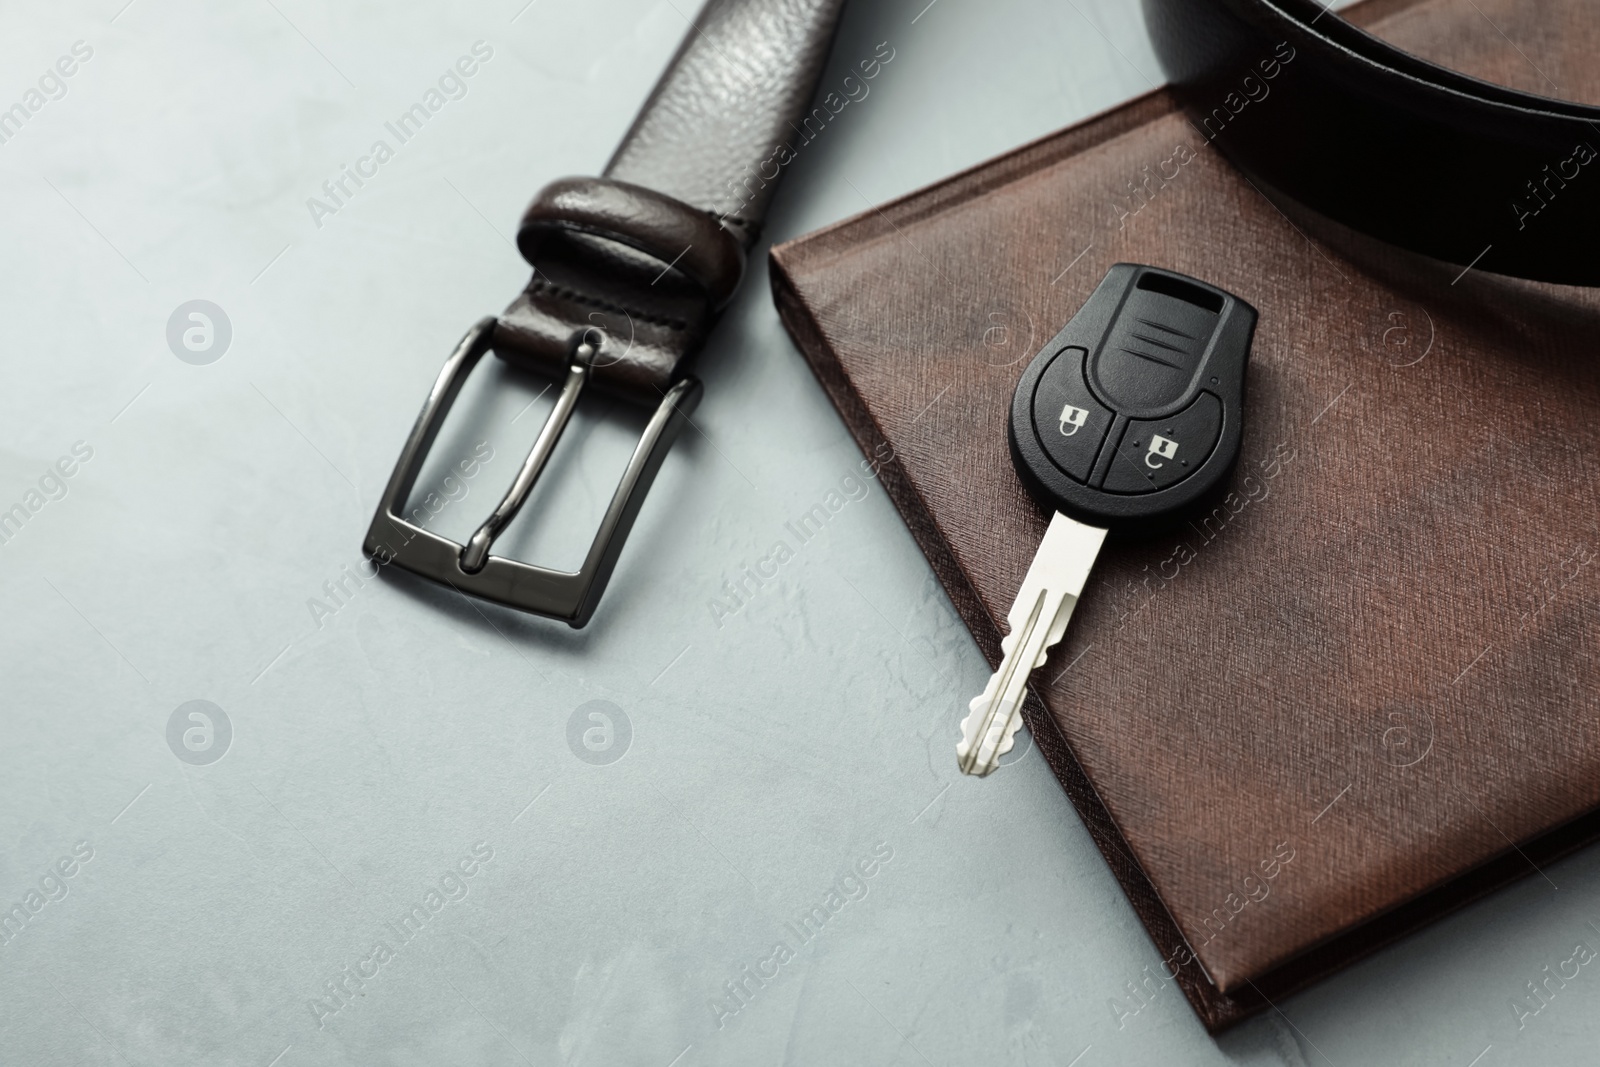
[1031,346,1115,483]
[1101,392,1224,494]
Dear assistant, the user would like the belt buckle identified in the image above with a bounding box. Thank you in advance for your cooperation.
[363,317,701,628]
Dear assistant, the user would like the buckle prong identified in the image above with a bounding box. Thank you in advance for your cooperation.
[460,350,589,573]
[364,318,701,628]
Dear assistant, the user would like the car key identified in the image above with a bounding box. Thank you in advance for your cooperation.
[958,264,1257,776]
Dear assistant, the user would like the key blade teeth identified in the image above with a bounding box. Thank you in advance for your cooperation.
[957,683,1002,756]
[957,707,989,775]
[959,601,1045,777]
[957,689,1024,777]
[996,707,1025,754]
[956,708,982,761]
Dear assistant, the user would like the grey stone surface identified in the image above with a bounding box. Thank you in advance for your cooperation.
[0,1,1595,1064]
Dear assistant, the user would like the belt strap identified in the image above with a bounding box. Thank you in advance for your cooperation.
[367,0,846,627]
[1143,0,1600,285]
[496,0,848,403]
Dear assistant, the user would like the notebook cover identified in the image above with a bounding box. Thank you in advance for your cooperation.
[769,0,1600,1032]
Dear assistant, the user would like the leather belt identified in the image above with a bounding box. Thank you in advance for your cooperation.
[365,0,846,627]
[1142,0,1600,285]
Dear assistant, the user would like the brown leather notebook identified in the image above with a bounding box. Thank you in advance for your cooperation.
[769,0,1600,1032]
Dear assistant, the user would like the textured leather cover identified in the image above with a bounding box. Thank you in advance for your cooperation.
[496,0,847,403]
[770,0,1600,1032]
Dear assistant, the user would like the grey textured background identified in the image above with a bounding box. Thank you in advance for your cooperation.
[2,1,1598,1064]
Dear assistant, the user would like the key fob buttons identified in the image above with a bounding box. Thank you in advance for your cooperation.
[1101,392,1224,493]
[1031,346,1114,483]
[1009,263,1257,527]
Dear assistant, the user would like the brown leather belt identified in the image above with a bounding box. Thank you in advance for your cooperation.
[365,0,846,626]
[1143,0,1600,285]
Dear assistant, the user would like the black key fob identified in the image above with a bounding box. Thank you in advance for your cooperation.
[1009,263,1258,529]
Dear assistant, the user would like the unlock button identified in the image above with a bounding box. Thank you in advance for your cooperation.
[1102,392,1224,493]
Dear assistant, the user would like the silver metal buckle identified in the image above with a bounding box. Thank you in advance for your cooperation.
[364,317,702,628]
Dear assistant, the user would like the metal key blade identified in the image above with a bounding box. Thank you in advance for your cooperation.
[958,586,1059,776]
[957,512,1107,776]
